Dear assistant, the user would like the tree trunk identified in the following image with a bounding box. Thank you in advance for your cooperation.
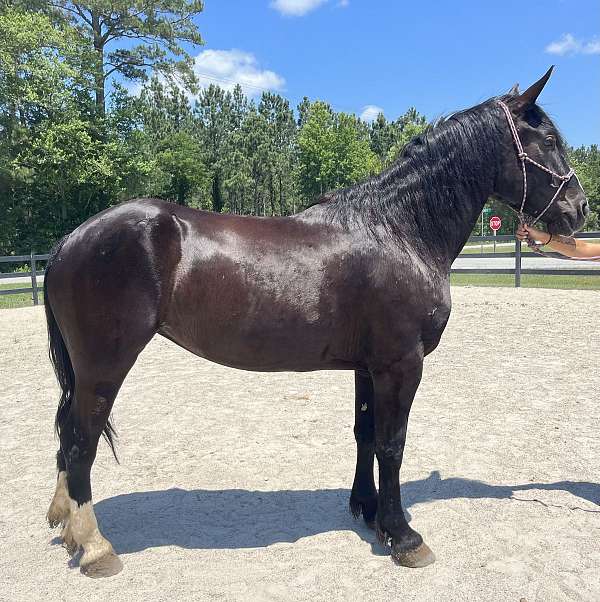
[91,10,106,120]
[278,173,285,216]
[177,180,185,205]
[269,175,275,216]
[211,173,223,212]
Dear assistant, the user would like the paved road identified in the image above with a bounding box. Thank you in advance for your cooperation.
[3,245,600,291]
[2,255,600,289]
[453,255,600,271]
[0,274,45,286]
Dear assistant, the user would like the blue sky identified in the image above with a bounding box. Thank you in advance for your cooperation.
[179,0,599,147]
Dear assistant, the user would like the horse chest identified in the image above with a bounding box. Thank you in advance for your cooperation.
[368,274,451,353]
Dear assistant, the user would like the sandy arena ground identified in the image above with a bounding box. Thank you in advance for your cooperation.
[1,287,599,601]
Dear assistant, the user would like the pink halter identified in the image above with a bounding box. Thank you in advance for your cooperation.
[498,100,599,260]
[497,100,575,226]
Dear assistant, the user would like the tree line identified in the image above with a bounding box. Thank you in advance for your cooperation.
[1,2,598,256]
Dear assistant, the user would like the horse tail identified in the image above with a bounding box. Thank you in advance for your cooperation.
[44,237,73,439]
[44,236,119,462]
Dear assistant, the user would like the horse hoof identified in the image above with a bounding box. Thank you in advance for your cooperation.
[81,552,123,578]
[46,509,64,529]
[47,499,69,528]
[47,472,70,528]
[63,539,78,556]
[392,542,436,568]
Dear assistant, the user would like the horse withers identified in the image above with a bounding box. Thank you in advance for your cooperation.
[45,68,587,576]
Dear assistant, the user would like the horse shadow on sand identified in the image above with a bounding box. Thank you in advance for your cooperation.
[87,471,600,556]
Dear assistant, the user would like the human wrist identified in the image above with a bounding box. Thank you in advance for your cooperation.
[544,233,552,246]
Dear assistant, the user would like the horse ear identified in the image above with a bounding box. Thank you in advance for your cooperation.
[509,82,520,95]
[513,66,554,110]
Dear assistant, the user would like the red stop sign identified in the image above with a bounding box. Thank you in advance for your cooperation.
[489,216,502,232]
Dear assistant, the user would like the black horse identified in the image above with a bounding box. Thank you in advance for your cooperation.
[45,69,588,577]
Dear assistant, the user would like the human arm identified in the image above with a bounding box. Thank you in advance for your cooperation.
[516,224,600,258]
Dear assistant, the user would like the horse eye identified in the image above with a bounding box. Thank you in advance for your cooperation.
[550,174,562,188]
[544,135,555,148]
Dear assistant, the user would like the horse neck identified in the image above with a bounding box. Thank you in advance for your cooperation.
[377,113,499,269]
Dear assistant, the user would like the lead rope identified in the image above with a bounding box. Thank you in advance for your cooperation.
[497,101,598,261]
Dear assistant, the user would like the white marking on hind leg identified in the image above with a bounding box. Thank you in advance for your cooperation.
[60,518,77,555]
[69,500,116,568]
[47,471,70,528]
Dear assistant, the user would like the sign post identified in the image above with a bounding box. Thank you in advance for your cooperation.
[489,216,502,253]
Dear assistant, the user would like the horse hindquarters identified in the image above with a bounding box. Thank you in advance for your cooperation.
[45,212,175,576]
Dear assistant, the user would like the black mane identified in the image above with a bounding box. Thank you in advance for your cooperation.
[307,97,508,258]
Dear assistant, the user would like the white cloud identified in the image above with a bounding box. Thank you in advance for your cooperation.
[337,0,349,7]
[545,33,600,56]
[192,49,285,97]
[360,105,384,122]
[545,33,579,55]
[271,0,327,17]
[584,39,600,54]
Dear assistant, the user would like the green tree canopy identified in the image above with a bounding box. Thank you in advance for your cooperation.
[298,100,379,200]
[47,0,204,118]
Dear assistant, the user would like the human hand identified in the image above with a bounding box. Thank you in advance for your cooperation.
[516,224,551,245]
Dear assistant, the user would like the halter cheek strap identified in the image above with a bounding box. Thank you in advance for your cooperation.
[497,100,575,227]
[497,100,598,261]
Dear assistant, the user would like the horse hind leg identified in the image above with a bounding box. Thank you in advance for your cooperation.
[47,451,69,529]
[47,311,154,576]
[44,216,170,576]
[46,384,118,572]
[57,376,128,577]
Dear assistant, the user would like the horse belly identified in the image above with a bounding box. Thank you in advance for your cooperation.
[159,261,354,372]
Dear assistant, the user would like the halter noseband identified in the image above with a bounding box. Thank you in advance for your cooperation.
[497,100,575,228]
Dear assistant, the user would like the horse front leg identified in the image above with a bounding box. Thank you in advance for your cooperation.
[349,370,378,529]
[372,348,435,568]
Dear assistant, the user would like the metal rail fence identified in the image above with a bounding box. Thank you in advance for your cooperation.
[0,252,49,305]
[456,232,600,287]
[1,231,600,305]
